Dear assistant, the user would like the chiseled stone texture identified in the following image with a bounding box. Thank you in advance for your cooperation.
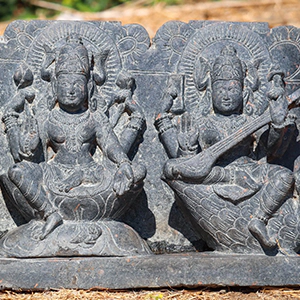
[0,19,300,288]
[0,254,299,290]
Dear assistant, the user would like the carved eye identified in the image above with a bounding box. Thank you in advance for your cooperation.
[59,81,68,87]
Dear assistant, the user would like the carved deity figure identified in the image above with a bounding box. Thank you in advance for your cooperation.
[1,34,148,256]
[155,46,295,251]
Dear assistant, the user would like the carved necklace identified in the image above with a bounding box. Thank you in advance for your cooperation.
[210,114,247,134]
[51,109,90,126]
[50,109,91,153]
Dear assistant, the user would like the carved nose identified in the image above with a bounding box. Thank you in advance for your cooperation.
[69,88,75,95]
[224,90,229,99]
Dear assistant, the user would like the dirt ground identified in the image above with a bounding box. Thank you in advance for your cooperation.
[1,0,300,299]
[1,287,300,299]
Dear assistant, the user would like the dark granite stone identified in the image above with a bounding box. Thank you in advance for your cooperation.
[0,254,300,290]
[0,19,300,288]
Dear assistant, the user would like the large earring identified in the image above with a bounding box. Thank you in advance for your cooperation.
[88,79,97,112]
[48,79,57,110]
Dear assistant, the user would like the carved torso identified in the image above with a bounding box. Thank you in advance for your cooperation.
[46,109,97,166]
[198,113,255,164]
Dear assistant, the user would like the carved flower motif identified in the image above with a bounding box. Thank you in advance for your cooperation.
[118,24,150,65]
[267,26,300,85]
[153,21,193,63]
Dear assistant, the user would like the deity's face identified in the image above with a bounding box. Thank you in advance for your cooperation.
[56,73,88,113]
[212,79,243,115]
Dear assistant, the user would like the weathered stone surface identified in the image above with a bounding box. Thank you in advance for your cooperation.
[1,19,300,288]
[0,254,300,290]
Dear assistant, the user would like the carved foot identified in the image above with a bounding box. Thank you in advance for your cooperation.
[248,218,276,249]
[40,212,62,240]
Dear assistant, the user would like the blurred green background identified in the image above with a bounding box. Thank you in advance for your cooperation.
[0,0,185,21]
[0,0,121,20]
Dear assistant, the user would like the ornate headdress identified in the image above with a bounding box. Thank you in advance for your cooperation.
[212,46,244,83]
[55,34,90,78]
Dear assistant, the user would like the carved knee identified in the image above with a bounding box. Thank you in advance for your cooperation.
[268,166,294,194]
[8,162,43,187]
[8,164,25,186]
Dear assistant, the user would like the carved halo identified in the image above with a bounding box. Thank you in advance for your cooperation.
[153,21,194,65]
[177,22,272,115]
[25,21,123,113]
[118,24,150,65]
[267,26,300,91]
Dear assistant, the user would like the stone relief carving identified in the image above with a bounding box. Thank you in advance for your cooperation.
[155,22,300,255]
[0,21,151,257]
[1,20,300,258]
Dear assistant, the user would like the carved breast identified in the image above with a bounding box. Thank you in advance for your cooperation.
[47,109,94,153]
[199,114,254,161]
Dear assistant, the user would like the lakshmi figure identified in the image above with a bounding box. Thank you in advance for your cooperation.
[2,35,146,247]
[155,46,295,251]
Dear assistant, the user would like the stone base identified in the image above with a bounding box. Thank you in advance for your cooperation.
[0,220,151,257]
[0,253,300,290]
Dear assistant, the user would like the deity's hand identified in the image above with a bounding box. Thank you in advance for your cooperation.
[269,98,288,127]
[125,95,143,116]
[117,89,132,103]
[267,86,285,100]
[160,80,178,113]
[177,113,199,156]
[113,161,134,196]
[268,73,288,127]
[115,72,134,104]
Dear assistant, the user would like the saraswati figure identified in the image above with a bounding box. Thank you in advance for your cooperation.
[1,34,147,255]
[155,45,296,251]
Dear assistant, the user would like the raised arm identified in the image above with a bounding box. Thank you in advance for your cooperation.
[95,111,134,196]
[95,111,130,165]
[154,85,179,158]
[258,73,296,158]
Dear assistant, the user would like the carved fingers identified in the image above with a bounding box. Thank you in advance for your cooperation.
[113,162,134,196]
[267,73,289,127]
[177,113,199,156]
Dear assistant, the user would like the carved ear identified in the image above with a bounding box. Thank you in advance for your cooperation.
[51,76,57,99]
[88,80,97,112]
[243,87,254,116]
[193,56,210,91]
[93,50,109,86]
[244,59,261,92]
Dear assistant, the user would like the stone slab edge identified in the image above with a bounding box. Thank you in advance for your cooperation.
[0,253,298,290]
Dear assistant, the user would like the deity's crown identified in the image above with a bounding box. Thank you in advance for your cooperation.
[212,45,244,83]
[55,34,90,78]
